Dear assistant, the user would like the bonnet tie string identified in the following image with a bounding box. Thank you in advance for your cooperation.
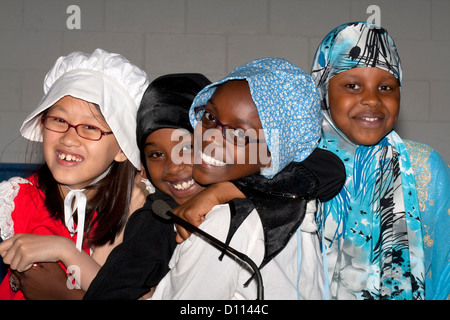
[63,166,111,252]
[64,189,86,251]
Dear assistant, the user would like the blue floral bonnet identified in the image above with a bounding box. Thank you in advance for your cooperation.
[189,58,322,179]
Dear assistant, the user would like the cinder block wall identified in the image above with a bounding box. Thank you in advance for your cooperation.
[1,0,449,163]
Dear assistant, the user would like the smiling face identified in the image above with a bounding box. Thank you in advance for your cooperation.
[328,67,400,146]
[192,80,271,185]
[42,95,127,194]
[144,128,204,205]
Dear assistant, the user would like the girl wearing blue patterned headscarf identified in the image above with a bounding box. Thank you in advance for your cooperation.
[311,22,449,300]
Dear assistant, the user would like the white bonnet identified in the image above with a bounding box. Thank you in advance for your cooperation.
[20,48,149,169]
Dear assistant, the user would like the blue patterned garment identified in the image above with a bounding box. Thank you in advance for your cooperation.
[403,140,450,300]
[189,58,322,178]
[310,22,445,300]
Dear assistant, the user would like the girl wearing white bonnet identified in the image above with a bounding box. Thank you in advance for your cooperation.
[0,48,149,299]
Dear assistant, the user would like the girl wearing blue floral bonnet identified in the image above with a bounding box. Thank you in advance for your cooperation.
[151,58,345,300]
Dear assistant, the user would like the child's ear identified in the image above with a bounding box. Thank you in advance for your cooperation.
[114,149,128,163]
[141,163,148,179]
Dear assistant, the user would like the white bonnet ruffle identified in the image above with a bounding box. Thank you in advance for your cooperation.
[20,48,149,169]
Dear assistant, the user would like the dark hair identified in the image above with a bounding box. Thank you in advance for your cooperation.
[36,159,135,247]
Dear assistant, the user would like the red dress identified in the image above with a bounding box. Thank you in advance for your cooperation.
[0,174,91,300]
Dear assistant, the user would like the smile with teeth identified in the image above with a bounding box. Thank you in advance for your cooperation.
[361,117,380,122]
[171,178,195,190]
[200,152,226,167]
[58,152,82,162]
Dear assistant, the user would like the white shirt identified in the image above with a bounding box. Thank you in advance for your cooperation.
[151,201,324,300]
[262,200,324,299]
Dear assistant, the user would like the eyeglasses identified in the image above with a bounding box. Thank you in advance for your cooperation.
[194,106,265,147]
[41,116,113,141]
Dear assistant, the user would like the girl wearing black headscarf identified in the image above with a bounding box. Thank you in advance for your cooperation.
[83,74,211,299]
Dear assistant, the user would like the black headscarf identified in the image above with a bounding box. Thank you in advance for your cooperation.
[136,73,211,176]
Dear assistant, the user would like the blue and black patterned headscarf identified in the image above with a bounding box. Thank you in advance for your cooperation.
[312,21,402,112]
[311,22,425,300]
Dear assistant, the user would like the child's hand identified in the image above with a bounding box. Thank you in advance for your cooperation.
[11,262,85,300]
[173,182,245,243]
[0,234,73,272]
[172,192,211,243]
